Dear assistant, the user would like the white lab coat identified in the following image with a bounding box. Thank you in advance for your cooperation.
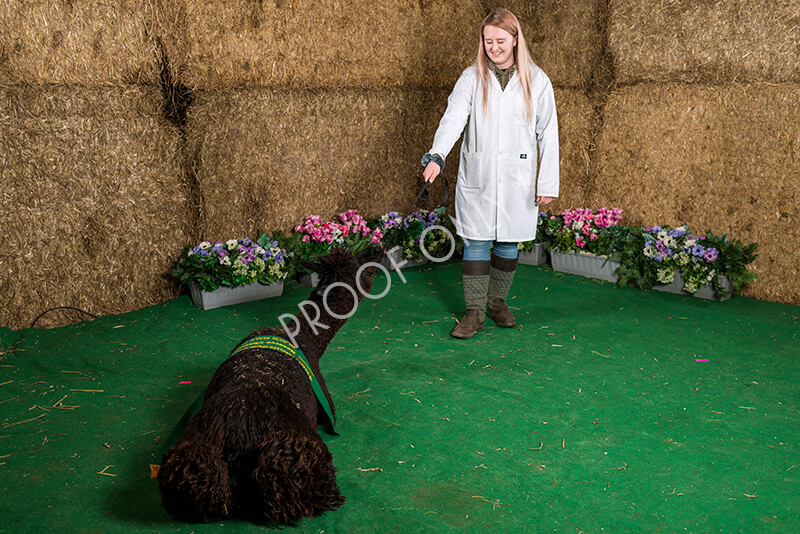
[429,64,559,242]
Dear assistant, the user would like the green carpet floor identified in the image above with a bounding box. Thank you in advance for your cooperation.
[1,261,798,533]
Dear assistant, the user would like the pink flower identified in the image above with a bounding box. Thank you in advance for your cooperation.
[301,235,310,243]
[582,224,592,235]
[576,236,586,248]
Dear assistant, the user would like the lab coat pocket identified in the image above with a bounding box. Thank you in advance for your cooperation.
[461,152,484,190]
[516,156,535,188]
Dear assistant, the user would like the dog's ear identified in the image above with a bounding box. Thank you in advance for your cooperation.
[355,245,384,266]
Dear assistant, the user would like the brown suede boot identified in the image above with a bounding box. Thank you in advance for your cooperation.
[451,260,490,339]
[487,254,518,327]
[451,309,485,339]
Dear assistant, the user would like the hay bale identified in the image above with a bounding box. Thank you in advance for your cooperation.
[0,86,190,330]
[158,0,483,90]
[0,0,160,86]
[187,87,448,240]
[593,83,800,304]
[609,0,800,84]
[501,0,607,90]
[547,88,596,213]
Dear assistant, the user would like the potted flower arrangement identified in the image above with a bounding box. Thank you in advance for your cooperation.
[517,212,551,265]
[615,224,758,300]
[542,207,625,282]
[376,208,455,269]
[170,237,289,310]
[290,210,383,285]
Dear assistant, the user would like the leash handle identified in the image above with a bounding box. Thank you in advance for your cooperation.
[408,176,449,215]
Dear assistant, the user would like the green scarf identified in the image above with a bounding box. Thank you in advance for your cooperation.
[489,61,517,91]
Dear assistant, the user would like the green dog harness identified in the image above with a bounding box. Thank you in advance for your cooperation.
[229,335,337,435]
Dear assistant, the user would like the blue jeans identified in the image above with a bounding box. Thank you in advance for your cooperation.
[462,239,519,262]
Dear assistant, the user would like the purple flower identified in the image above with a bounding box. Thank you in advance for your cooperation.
[691,245,705,257]
[192,246,202,254]
[704,248,718,262]
[655,241,667,252]
[240,237,252,246]
[668,228,686,238]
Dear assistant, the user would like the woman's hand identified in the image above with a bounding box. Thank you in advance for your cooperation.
[537,196,555,205]
[423,161,440,183]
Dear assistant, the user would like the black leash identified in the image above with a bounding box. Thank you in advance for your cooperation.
[407,176,450,215]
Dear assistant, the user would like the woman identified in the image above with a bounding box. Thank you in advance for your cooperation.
[422,8,559,339]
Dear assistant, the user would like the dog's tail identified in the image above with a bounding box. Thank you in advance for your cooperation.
[157,441,234,523]
[253,429,345,524]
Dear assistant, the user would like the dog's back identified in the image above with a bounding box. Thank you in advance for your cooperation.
[157,342,344,523]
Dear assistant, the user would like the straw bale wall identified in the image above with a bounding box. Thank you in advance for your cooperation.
[0,0,160,86]
[188,88,449,240]
[608,0,800,84]
[498,0,607,89]
[0,86,190,329]
[592,83,800,304]
[158,0,484,91]
[548,88,596,212]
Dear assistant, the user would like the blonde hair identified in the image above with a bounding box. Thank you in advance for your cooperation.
[475,8,535,121]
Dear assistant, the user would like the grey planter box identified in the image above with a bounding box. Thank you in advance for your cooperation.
[189,281,284,310]
[550,250,620,283]
[381,246,429,270]
[518,243,548,266]
[653,272,733,301]
[298,272,319,287]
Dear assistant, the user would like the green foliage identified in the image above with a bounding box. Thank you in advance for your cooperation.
[376,209,457,261]
[169,237,289,292]
[614,224,758,297]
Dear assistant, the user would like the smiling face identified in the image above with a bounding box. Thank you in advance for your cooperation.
[483,24,517,69]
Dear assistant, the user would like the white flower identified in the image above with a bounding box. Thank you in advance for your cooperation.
[657,230,668,241]
[226,239,238,248]
[662,236,676,248]
[685,238,696,248]
[219,256,231,266]
[198,241,212,249]
[656,268,675,284]
[255,246,265,255]
[269,246,281,255]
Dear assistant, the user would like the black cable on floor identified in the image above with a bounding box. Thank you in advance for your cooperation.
[30,306,98,329]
